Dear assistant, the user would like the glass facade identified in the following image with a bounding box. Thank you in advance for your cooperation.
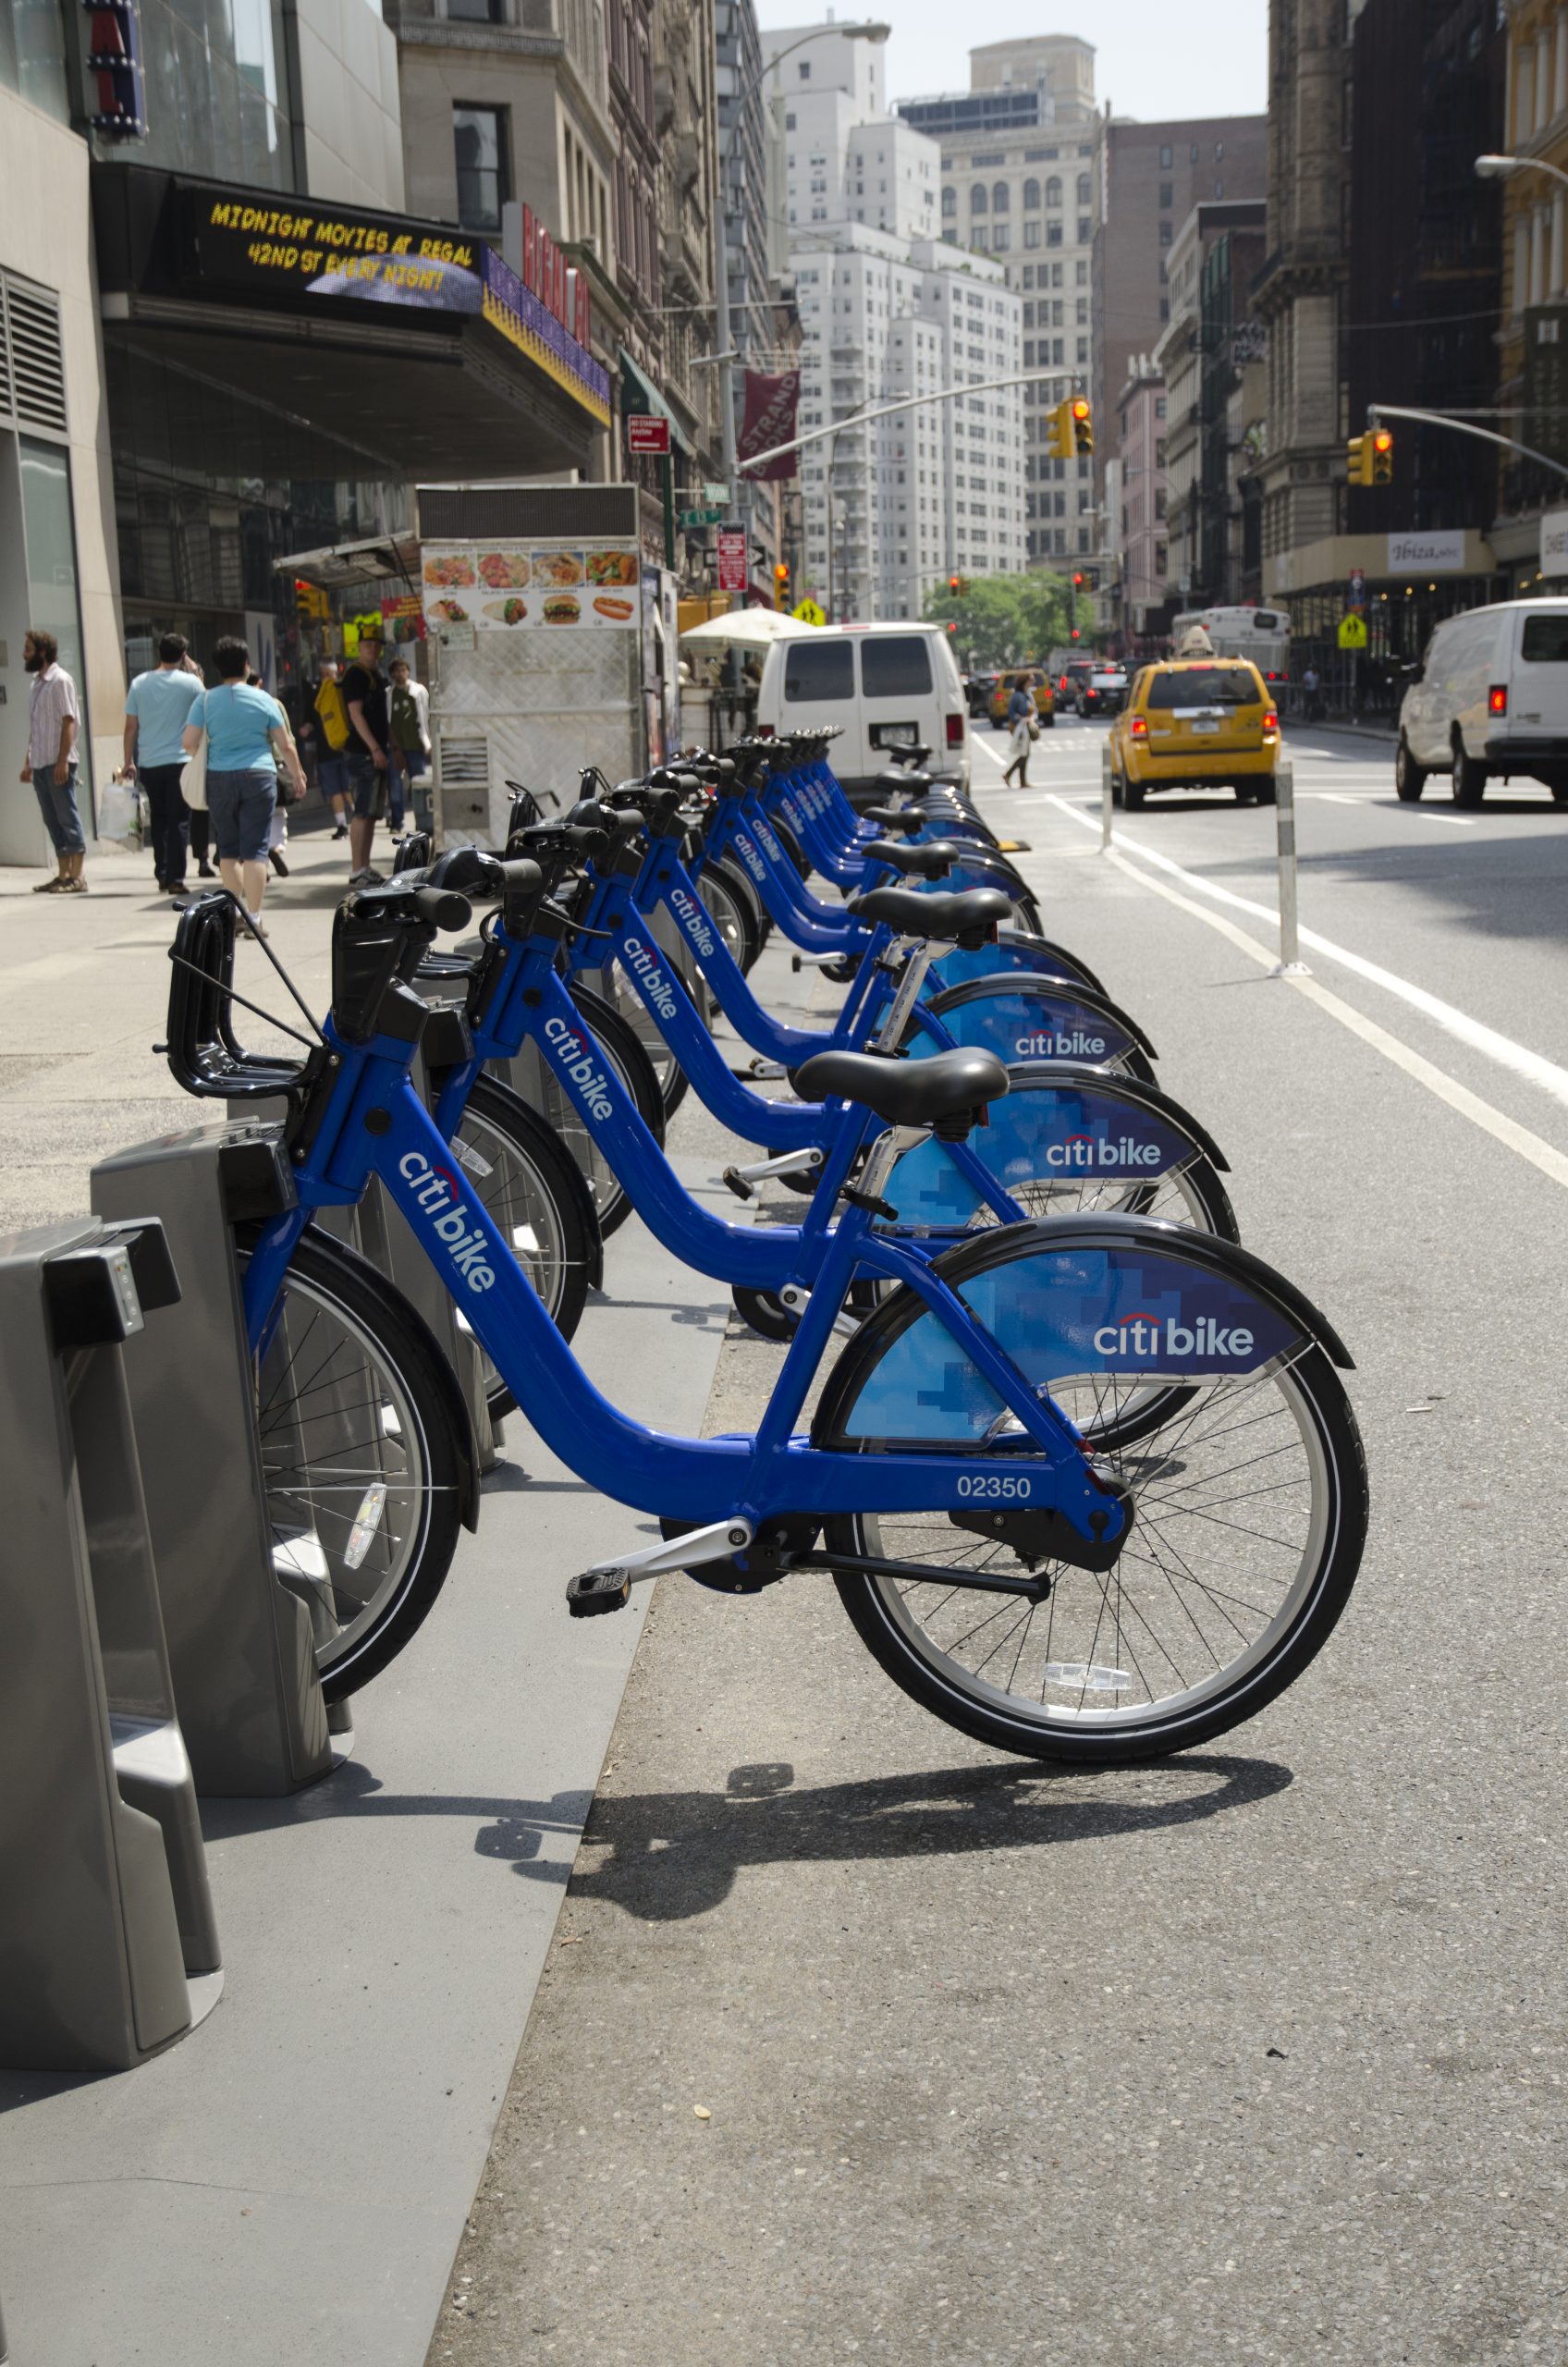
[106,339,408,702]
[138,0,296,187]
[0,0,71,119]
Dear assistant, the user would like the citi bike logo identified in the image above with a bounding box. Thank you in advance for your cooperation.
[1017,1027,1108,1060]
[1092,1308,1255,1359]
[669,885,717,959]
[753,818,786,862]
[1046,1132,1160,1171]
[398,1151,496,1294]
[733,830,768,885]
[544,1015,614,1122]
[621,935,680,1022]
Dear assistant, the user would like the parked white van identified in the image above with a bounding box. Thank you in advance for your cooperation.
[1397,598,1568,805]
[755,624,970,798]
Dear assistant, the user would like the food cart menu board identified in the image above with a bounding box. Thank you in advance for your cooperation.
[421,543,640,632]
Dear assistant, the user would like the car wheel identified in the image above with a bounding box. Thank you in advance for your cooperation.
[1122,776,1145,811]
[1255,775,1278,806]
[1452,740,1486,807]
[1394,737,1427,802]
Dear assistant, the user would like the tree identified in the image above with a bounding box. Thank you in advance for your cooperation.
[922,573,1096,667]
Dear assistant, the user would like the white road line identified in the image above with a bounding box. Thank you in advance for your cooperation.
[1411,809,1479,827]
[1084,844,1568,1195]
[1046,792,1568,1113]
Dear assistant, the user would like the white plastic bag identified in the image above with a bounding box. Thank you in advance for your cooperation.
[97,774,141,847]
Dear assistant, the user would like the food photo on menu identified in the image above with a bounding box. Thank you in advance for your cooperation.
[478,551,531,588]
[423,553,475,587]
[532,550,584,588]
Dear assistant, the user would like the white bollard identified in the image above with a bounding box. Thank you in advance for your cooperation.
[1271,758,1310,976]
[1100,742,1114,851]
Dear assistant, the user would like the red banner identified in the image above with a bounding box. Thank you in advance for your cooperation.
[738,368,801,482]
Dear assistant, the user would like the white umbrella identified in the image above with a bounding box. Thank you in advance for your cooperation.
[679,609,817,651]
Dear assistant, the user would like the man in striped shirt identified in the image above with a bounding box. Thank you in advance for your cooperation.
[21,628,86,894]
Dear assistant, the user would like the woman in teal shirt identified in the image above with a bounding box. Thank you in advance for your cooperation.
[183,635,305,935]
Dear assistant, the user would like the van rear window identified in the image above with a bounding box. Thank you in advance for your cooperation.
[1520,617,1568,663]
[860,635,934,698]
[1146,668,1261,709]
[783,641,856,702]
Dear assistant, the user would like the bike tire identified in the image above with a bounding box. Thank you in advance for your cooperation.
[817,1315,1366,1766]
[701,861,764,975]
[457,1073,598,1420]
[244,1223,468,1703]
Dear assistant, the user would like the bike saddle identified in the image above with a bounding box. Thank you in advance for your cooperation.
[792,1044,1008,1134]
[872,766,935,797]
[848,884,1014,945]
[860,840,958,880]
[858,803,925,836]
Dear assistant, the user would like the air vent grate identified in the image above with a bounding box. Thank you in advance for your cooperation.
[1,276,67,436]
[436,735,490,786]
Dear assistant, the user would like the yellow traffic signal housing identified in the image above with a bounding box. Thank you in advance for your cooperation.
[1370,427,1393,484]
[1070,396,1094,456]
[1046,399,1073,460]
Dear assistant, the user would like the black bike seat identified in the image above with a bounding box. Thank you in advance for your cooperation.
[793,1044,1007,1128]
[861,839,956,879]
[873,767,935,797]
[849,884,1014,943]
[859,803,925,835]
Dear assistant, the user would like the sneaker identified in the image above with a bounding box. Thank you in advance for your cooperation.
[165,881,188,896]
[32,876,65,893]
[268,849,289,877]
[58,877,89,894]
[347,866,386,889]
[197,861,216,878]
[242,911,267,938]
[331,824,349,840]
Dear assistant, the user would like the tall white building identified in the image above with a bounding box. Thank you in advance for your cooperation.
[766,21,1023,620]
[899,37,1100,568]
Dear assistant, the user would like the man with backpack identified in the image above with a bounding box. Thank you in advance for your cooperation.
[313,658,353,839]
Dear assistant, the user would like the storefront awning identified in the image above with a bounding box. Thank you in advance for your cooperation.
[271,530,422,593]
[619,350,692,455]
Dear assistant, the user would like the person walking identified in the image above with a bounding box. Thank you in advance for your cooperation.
[123,631,204,897]
[182,635,304,938]
[342,627,392,887]
[1002,677,1036,788]
[313,658,353,840]
[21,628,87,894]
[178,655,215,877]
[388,656,431,837]
[1302,663,1322,723]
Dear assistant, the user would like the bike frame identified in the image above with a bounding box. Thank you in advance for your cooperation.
[242,1006,1121,1547]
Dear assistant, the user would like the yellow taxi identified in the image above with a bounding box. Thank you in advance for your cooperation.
[1107,658,1280,807]
[988,668,1055,729]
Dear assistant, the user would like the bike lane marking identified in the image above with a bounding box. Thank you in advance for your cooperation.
[1037,796,1568,1192]
[1046,791,1568,1116]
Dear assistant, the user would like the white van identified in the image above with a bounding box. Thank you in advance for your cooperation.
[755,624,970,797]
[1398,597,1568,805]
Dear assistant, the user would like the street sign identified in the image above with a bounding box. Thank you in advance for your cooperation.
[1338,613,1368,651]
[1348,567,1366,609]
[717,527,747,594]
[627,414,669,456]
[703,483,730,504]
[679,506,725,529]
[791,596,826,627]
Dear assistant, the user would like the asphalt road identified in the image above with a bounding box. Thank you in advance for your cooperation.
[428,717,1568,2365]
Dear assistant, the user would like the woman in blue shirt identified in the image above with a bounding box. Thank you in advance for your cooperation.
[183,636,305,935]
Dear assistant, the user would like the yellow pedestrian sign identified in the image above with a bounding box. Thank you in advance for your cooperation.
[1338,613,1368,651]
[791,597,826,627]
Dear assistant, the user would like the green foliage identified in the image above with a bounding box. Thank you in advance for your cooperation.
[921,573,1097,668]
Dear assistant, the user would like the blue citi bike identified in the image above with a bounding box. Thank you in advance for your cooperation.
[165,845,1367,1766]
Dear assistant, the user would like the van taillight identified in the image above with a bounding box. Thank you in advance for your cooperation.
[1488,685,1508,717]
[754,723,775,738]
[946,713,963,748]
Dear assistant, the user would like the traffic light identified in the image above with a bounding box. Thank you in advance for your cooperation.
[1070,396,1093,456]
[1046,399,1072,460]
[1348,427,1393,485]
[949,573,961,593]
[1072,571,1084,591]
[774,561,790,608]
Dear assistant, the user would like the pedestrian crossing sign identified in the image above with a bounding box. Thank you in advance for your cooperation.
[792,597,826,626]
[1337,613,1368,650]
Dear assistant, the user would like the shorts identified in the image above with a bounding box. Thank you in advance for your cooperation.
[207,767,277,863]
[318,750,350,801]
[349,749,388,820]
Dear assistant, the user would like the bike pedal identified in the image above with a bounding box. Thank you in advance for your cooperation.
[721,1166,755,1201]
[566,1565,632,1617]
[748,1058,788,1081]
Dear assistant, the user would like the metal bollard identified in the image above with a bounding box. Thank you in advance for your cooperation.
[1100,742,1115,851]
[92,1125,342,1796]
[1271,757,1310,976]
[0,1217,222,2071]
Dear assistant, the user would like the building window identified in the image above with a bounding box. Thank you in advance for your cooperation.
[1158,143,1172,169]
[1077,217,1091,244]
[1024,218,1041,249]
[1045,176,1061,206]
[970,183,987,214]
[447,0,503,18]
[786,112,796,129]
[454,104,508,232]
[1023,178,1040,208]
[992,180,1010,212]
[799,59,810,77]
[942,185,956,216]
[1158,220,1172,247]
[1075,173,1090,205]
[1047,223,1062,247]
[1159,181,1173,209]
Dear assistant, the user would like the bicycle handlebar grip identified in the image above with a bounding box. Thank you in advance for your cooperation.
[410,885,472,932]
[425,845,503,896]
[496,857,543,896]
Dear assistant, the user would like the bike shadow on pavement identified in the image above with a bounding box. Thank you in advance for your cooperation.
[518,1750,1293,1922]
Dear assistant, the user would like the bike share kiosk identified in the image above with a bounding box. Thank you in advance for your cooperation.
[0,1216,222,2072]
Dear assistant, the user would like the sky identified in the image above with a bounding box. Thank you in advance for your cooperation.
[753,1,1268,125]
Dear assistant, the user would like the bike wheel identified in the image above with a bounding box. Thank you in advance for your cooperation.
[824,1340,1366,1764]
[246,1225,467,1702]
[700,862,763,975]
[455,1073,596,1419]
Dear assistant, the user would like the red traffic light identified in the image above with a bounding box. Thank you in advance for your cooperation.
[1072,572,1084,588]
[949,574,961,593]
[1372,429,1393,456]
[946,620,957,632]
[1071,399,1090,423]
[1070,627,1081,641]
